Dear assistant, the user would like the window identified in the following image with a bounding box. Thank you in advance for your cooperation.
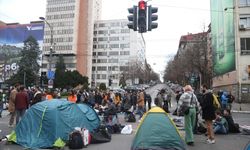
[97,66,107,71]
[93,52,96,56]
[97,52,107,56]
[120,44,130,48]
[98,37,108,41]
[101,74,107,79]
[239,0,250,6]
[92,67,96,71]
[97,59,107,63]
[120,51,130,55]
[98,30,108,34]
[110,29,120,34]
[108,59,118,63]
[121,29,130,33]
[109,37,119,41]
[109,51,119,56]
[241,38,250,54]
[98,44,108,49]
[240,16,250,28]
[109,44,119,48]
[99,23,106,27]
[93,45,97,49]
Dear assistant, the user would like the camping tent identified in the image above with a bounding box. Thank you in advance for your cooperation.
[9,99,100,149]
[131,107,186,150]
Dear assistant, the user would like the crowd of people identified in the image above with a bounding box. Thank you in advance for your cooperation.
[1,83,157,129]
[0,82,241,147]
[176,84,239,146]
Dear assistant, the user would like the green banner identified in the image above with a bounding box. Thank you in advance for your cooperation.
[211,0,235,76]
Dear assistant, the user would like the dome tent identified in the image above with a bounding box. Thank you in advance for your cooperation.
[8,99,100,149]
[131,107,186,150]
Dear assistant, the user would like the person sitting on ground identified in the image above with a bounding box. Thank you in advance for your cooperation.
[213,111,229,134]
[223,109,240,133]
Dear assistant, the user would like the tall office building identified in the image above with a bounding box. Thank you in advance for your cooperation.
[92,19,146,88]
[42,0,102,80]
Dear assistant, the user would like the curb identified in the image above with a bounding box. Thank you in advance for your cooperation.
[231,110,250,114]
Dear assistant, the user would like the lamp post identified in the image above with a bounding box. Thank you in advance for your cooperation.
[39,17,55,88]
[39,17,54,71]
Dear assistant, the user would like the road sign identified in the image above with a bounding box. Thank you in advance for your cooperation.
[47,71,55,79]
[48,79,53,89]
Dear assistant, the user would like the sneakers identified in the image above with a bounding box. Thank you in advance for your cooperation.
[207,139,215,144]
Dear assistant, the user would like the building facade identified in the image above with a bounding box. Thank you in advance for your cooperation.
[92,19,146,88]
[42,0,102,80]
[211,0,250,102]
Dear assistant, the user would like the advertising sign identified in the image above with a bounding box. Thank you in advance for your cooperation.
[211,0,235,76]
[0,23,44,80]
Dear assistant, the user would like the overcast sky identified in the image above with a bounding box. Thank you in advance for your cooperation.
[0,0,211,77]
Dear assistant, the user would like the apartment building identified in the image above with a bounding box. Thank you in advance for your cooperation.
[92,19,146,88]
[211,0,250,102]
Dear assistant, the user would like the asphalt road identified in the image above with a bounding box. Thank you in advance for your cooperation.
[0,84,250,150]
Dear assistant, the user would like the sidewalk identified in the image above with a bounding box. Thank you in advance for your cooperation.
[231,102,250,113]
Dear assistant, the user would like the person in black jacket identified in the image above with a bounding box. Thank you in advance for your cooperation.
[201,84,216,144]
[223,109,240,133]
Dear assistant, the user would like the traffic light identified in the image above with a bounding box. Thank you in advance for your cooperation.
[109,79,112,86]
[148,5,158,31]
[127,6,137,31]
[138,0,147,33]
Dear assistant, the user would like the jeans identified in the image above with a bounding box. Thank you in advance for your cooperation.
[137,106,144,119]
[16,109,26,125]
[214,124,228,134]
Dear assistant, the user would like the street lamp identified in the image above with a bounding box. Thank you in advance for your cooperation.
[39,17,54,71]
[39,17,55,88]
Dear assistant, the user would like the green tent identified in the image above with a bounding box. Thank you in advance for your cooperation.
[131,107,186,150]
[8,99,100,149]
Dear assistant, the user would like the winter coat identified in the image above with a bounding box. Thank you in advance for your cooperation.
[15,91,29,110]
[137,92,144,107]
[8,88,18,112]
[201,92,216,120]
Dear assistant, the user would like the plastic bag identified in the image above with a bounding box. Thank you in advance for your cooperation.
[121,125,133,135]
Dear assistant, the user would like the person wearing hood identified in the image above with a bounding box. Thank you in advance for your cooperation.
[177,85,199,146]
[221,91,228,110]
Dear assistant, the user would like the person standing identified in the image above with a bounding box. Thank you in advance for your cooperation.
[8,83,19,127]
[227,91,235,110]
[15,85,29,125]
[145,93,152,111]
[201,84,216,144]
[137,90,145,121]
[31,87,42,106]
[178,85,199,146]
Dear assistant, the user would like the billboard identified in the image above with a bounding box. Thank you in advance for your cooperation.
[0,23,44,81]
[211,0,235,76]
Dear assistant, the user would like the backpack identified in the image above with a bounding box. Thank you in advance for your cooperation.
[212,94,221,109]
[127,112,136,122]
[68,130,84,149]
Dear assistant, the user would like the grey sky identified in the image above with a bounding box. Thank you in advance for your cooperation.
[0,0,211,76]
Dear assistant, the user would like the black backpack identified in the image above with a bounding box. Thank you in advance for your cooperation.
[127,112,136,122]
[68,130,84,149]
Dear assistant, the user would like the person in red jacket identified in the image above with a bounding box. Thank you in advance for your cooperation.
[15,85,29,125]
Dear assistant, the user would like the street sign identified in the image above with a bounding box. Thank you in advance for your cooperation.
[47,71,55,79]
[48,79,53,89]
